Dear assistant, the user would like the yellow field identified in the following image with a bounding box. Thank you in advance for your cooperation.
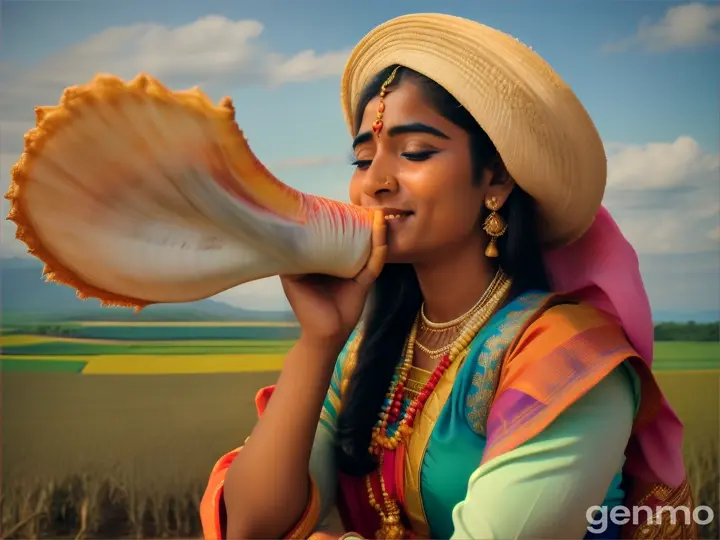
[3,368,718,538]
[2,353,286,374]
[81,353,286,374]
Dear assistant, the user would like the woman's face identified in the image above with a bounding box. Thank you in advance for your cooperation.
[349,81,491,264]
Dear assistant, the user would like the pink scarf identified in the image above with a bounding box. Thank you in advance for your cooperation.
[544,205,686,486]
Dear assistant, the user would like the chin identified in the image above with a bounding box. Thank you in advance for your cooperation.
[385,245,420,265]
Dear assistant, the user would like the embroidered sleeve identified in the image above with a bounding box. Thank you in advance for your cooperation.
[451,365,636,540]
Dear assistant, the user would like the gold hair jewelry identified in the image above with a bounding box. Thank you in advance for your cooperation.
[371,66,401,136]
[483,196,507,258]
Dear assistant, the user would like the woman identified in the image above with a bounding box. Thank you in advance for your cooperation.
[200,13,696,540]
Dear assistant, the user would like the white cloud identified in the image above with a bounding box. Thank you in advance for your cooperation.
[603,136,719,254]
[605,2,720,52]
[269,49,351,86]
[0,15,350,125]
[606,136,718,190]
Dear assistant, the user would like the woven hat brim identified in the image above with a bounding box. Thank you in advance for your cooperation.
[340,13,607,247]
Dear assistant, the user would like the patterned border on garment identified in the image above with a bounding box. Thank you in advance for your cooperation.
[320,327,363,434]
[465,291,553,435]
[627,479,699,539]
[339,328,364,399]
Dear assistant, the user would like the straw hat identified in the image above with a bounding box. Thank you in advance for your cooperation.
[340,13,607,248]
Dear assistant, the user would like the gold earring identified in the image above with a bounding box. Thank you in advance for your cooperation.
[483,196,507,258]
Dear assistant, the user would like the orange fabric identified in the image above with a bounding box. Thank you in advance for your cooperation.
[477,300,696,538]
[482,302,640,464]
[255,384,276,415]
[200,384,321,539]
[200,447,242,540]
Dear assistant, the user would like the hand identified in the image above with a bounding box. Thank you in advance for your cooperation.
[280,209,387,349]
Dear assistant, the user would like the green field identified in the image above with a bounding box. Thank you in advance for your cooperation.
[2,328,718,374]
[2,324,302,341]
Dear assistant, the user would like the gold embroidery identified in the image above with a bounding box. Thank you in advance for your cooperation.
[631,480,699,539]
[339,331,363,402]
[465,294,551,435]
[405,366,432,399]
[465,326,508,434]
[320,332,363,432]
[319,408,335,431]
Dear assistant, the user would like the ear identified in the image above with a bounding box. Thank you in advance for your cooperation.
[485,161,516,207]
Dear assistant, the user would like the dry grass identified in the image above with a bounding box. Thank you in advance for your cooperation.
[2,473,206,539]
[2,370,718,539]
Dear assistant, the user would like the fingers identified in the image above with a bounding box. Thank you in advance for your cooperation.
[353,209,388,288]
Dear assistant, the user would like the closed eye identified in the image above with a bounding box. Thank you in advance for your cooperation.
[401,150,439,162]
[350,158,373,170]
[348,149,372,170]
[349,150,439,170]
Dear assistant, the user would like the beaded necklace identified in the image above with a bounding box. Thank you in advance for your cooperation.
[365,273,512,539]
[368,271,510,455]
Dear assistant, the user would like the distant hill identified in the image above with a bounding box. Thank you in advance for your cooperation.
[0,257,296,322]
[2,257,716,325]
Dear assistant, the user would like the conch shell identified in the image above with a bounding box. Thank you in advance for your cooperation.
[5,74,373,310]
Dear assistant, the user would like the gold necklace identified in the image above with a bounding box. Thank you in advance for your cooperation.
[414,339,453,358]
[420,269,506,331]
[415,271,508,357]
[364,452,405,540]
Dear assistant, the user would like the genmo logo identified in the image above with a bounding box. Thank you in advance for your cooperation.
[586,504,715,534]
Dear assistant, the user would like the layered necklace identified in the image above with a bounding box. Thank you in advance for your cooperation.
[415,269,508,360]
[365,269,511,539]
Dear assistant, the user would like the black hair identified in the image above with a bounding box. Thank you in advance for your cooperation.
[334,65,551,476]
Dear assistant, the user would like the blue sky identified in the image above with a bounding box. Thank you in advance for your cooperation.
[1,1,718,317]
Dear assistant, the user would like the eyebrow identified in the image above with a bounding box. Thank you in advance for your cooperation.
[352,122,450,149]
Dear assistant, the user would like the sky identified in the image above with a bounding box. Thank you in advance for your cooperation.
[0,0,718,317]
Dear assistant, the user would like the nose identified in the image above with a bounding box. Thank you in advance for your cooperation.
[362,164,398,201]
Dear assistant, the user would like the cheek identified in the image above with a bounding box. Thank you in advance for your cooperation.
[415,161,483,230]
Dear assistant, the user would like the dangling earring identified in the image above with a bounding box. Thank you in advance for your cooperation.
[483,196,507,258]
